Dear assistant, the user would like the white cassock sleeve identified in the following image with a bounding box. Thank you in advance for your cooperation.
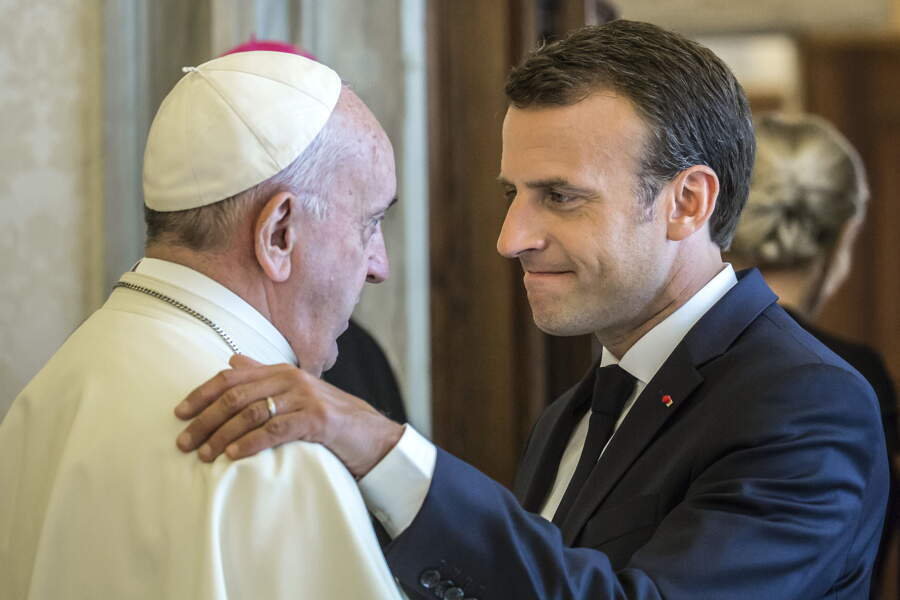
[210,442,406,599]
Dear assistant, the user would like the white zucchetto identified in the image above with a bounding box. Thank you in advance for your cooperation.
[143,51,342,212]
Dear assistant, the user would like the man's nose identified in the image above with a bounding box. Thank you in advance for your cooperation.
[497,197,546,258]
[366,229,389,283]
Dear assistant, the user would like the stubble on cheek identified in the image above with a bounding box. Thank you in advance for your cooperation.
[526,281,595,336]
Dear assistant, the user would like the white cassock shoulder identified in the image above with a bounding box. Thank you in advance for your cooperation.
[211,441,406,599]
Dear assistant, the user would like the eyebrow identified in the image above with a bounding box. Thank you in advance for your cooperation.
[496,176,593,195]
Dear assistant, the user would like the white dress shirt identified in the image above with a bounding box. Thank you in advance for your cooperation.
[360,264,737,533]
[0,258,404,599]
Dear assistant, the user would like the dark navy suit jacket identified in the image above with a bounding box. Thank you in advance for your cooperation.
[384,270,889,599]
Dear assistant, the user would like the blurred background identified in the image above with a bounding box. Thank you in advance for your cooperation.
[1,0,899,593]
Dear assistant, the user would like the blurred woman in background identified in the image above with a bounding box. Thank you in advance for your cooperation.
[730,112,898,596]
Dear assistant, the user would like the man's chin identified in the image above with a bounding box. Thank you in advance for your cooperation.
[531,308,593,337]
[322,340,340,373]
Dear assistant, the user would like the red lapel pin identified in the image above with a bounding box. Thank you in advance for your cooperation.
[661,394,673,407]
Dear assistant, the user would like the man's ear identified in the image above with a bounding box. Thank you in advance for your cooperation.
[666,165,719,242]
[254,191,296,282]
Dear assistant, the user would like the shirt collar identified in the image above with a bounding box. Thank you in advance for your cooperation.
[600,264,738,384]
[131,257,298,365]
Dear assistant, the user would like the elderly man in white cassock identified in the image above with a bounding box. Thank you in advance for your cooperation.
[0,51,404,599]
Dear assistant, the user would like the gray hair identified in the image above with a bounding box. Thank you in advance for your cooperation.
[730,113,868,267]
[144,106,349,251]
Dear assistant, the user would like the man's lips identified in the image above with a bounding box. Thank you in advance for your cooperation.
[522,263,575,274]
[523,270,575,282]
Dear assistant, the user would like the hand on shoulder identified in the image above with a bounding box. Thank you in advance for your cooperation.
[175,354,404,478]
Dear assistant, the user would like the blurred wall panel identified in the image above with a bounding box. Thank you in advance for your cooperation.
[698,34,802,113]
[619,0,893,34]
[0,0,104,417]
[210,0,300,56]
[103,0,214,291]
[801,34,900,385]
[428,0,547,486]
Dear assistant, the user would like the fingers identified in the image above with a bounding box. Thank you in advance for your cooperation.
[197,394,288,461]
[224,411,311,460]
[175,364,390,472]
[176,374,291,453]
[175,362,287,420]
[230,353,262,369]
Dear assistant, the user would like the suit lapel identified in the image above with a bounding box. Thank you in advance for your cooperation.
[558,268,778,543]
[517,367,597,512]
[559,348,701,543]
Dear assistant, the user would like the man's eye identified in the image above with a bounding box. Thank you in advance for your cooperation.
[503,188,516,202]
[547,191,574,204]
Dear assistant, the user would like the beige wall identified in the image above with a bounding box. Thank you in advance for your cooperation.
[0,0,104,417]
[621,0,894,33]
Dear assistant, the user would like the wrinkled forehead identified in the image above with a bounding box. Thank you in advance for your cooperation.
[327,91,397,211]
[334,87,392,148]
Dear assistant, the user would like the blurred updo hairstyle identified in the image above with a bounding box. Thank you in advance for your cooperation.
[729,112,869,316]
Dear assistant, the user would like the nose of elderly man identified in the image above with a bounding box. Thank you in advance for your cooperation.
[367,232,389,283]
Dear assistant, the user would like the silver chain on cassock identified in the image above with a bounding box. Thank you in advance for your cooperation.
[112,281,241,354]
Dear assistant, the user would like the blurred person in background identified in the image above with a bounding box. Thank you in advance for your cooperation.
[730,111,899,597]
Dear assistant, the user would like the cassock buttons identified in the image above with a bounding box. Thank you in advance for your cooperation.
[442,586,465,600]
[433,580,456,597]
[419,569,442,589]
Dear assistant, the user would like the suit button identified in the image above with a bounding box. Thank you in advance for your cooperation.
[419,569,441,589]
[434,580,455,597]
[442,586,465,600]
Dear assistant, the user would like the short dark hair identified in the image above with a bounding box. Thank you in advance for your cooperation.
[505,19,755,249]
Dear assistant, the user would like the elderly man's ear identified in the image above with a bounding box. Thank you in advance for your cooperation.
[254,192,296,282]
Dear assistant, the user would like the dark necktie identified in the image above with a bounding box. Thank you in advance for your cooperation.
[552,364,635,525]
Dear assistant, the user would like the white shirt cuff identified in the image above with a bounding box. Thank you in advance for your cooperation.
[359,425,436,539]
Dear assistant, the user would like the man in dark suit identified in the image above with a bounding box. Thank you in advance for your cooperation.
[175,20,889,598]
